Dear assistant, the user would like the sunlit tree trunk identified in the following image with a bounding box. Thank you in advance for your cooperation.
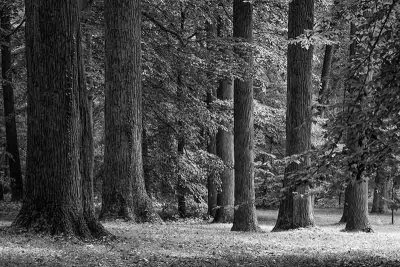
[101,0,159,222]
[273,0,315,231]
[371,168,389,214]
[231,0,259,232]
[1,6,23,202]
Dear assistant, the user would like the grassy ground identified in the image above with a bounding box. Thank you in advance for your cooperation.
[1,202,400,266]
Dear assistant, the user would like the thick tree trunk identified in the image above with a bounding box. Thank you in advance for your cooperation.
[13,0,106,238]
[339,183,351,223]
[318,45,334,117]
[231,0,259,232]
[345,179,372,231]
[371,168,388,214]
[214,79,234,223]
[1,7,23,202]
[273,0,315,231]
[100,0,159,222]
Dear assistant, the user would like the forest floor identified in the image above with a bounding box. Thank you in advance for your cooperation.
[1,202,400,266]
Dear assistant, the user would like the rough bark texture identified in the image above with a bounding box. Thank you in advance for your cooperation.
[214,79,234,223]
[318,45,334,117]
[1,7,23,202]
[177,136,186,218]
[231,0,259,232]
[273,0,315,231]
[345,179,371,231]
[339,183,351,223]
[101,0,159,222]
[371,169,389,214]
[13,0,106,238]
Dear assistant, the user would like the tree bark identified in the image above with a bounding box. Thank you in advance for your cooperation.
[273,0,315,231]
[1,7,23,202]
[207,114,218,218]
[339,183,351,223]
[13,0,106,238]
[318,44,334,117]
[100,0,160,222]
[371,168,388,214]
[214,78,235,223]
[231,0,259,232]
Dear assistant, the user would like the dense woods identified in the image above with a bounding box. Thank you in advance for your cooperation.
[1,0,400,265]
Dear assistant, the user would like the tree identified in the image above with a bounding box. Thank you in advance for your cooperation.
[273,0,315,231]
[13,0,107,238]
[100,0,159,222]
[318,44,334,117]
[231,0,259,232]
[1,4,23,201]
[214,78,235,223]
[343,22,372,232]
[370,167,388,214]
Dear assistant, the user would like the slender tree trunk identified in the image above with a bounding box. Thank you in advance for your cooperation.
[177,134,186,218]
[371,168,388,214]
[273,0,315,231]
[101,0,159,222]
[344,23,372,232]
[1,7,23,202]
[214,78,235,223]
[13,0,106,238]
[318,45,334,117]
[231,0,259,232]
[207,112,218,217]
[339,183,351,223]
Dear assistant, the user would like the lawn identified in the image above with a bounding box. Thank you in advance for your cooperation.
[1,203,400,266]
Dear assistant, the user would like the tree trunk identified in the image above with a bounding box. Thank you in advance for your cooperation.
[345,179,372,231]
[339,183,351,223]
[371,168,388,214]
[214,78,235,223]
[100,0,159,222]
[1,7,23,202]
[344,23,372,232]
[318,44,334,117]
[207,119,218,218]
[231,0,259,232]
[177,135,186,218]
[273,0,315,231]
[13,0,106,238]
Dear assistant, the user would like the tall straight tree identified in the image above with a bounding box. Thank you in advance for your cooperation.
[214,78,235,223]
[344,23,371,232]
[273,0,315,231]
[1,5,23,201]
[101,0,159,222]
[231,0,259,232]
[13,0,107,238]
[214,16,235,223]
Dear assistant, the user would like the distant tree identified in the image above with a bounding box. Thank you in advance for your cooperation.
[13,0,107,238]
[370,167,389,214]
[100,0,159,222]
[273,0,315,231]
[1,4,23,201]
[231,0,259,232]
[318,44,334,117]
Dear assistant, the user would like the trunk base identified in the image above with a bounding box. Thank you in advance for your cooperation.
[231,203,260,232]
[214,206,234,223]
[13,202,109,239]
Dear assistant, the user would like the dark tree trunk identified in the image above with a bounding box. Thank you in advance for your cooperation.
[344,23,372,232]
[214,78,235,223]
[142,128,152,197]
[177,135,186,218]
[207,118,218,218]
[101,0,159,222]
[1,7,23,202]
[371,168,388,214]
[318,45,334,117]
[273,0,315,231]
[231,0,259,232]
[339,183,351,223]
[13,0,106,238]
